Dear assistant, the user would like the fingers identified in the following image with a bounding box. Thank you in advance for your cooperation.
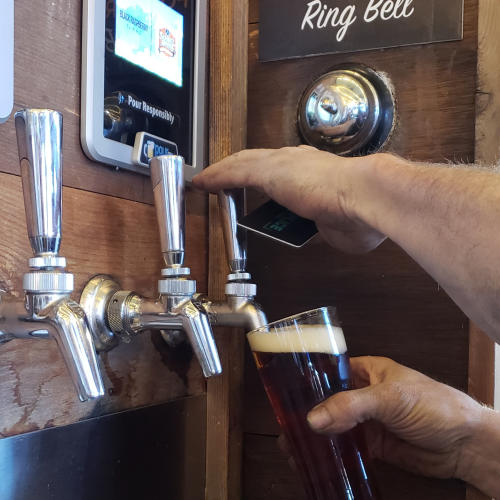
[307,385,388,434]
[297,144,318,151]
[350,356,395,386]
[308,357,430,436]
[192,149,274,192]
[369,426,458,479]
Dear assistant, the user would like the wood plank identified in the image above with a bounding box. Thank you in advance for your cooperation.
[466,1,500,498]
[0,172,207,437]
[205,0,249,499]
[243,434,465,500]
[0,0,153,204]
[249,0,258,23]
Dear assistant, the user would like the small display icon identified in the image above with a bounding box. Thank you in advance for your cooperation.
[132,131,178,168]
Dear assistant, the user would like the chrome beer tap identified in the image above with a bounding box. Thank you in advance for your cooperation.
[195,190,267,332]
[80,155,222,378]
[0,109,104,402]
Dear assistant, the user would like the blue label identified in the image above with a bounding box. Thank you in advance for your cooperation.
[139,133,178,165]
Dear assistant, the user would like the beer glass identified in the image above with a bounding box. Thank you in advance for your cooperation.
[247,307,379,500]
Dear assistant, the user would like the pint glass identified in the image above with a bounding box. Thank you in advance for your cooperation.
[247,307,379,500]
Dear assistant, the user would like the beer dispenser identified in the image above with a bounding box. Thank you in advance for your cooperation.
[80,155,267,376]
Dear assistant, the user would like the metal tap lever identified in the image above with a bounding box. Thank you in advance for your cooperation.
[150,155,185,268]
[15,109,62,257]
[13,108,104,401]
[218,190,247,273]
[150,154,221,377]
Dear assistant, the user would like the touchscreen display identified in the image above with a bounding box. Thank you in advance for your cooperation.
[104,0,195,164]
[115,0,184,87]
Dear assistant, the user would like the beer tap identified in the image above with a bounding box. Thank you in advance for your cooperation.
[0,109,105,402]
[195,190,268,332]
[80,155,222,378]
[80,156,267,378]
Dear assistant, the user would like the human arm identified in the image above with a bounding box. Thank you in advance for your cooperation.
[192,148,500,342]
[306,356,500,498]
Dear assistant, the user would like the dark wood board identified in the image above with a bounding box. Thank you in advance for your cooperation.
[243,434,466,500]
[205,1,249,499]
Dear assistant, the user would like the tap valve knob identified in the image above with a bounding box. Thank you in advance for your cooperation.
[15,109,63,258]
[150,155,186,268]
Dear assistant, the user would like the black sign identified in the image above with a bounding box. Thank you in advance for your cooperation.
[259,0,464,61]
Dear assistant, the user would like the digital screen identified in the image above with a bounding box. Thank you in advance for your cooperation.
[115,0,184,87]
[238,200,318,248]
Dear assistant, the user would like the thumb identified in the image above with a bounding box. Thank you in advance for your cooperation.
[307,385,388,434]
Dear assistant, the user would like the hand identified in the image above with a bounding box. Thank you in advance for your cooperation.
[306,356,500,497]
[193,147,386,253]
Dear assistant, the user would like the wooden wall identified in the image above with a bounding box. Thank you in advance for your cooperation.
[242,0,479,499]
[0,0,208,438]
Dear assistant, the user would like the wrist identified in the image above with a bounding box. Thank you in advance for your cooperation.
[457,406,500,497]
[342,152,406,229]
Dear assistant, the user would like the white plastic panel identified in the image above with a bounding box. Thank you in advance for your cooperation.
[0,0,14,124]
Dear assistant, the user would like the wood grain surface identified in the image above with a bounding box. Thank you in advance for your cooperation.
[243,0,479,499]
[243,434,467,500]
[205,1,249,499]
[0,172,208,437]
[0,0,153,204]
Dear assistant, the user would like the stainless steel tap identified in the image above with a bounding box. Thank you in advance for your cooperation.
[80,157,267,378]
[81,155,222,378]
[0,109,104,402]
[196,189,267,332]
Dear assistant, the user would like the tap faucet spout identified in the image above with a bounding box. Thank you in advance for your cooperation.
[47,297,104,401]
[0,292,104,401]
[100,290,222,377]
[199,295,267,333]
[178,299,222,377]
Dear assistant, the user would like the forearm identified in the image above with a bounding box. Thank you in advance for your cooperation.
[458,407,500,497]
[348,153,500,342]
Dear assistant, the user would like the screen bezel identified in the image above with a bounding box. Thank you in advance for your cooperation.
[81,0,207,180]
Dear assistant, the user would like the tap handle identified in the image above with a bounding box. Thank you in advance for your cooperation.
[150,155,185,268]
[15,109,63,256]
[218,190,247,273]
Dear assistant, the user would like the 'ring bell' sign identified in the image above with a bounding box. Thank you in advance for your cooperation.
[259,0,464,61]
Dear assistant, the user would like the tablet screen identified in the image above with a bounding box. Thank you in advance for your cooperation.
[104,0,195,163]
[115,0,184,88]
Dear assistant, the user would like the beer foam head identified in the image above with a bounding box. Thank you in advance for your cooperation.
[247,324,347,355]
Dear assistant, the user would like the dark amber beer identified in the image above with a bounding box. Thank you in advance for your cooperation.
[247,309,379,500]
